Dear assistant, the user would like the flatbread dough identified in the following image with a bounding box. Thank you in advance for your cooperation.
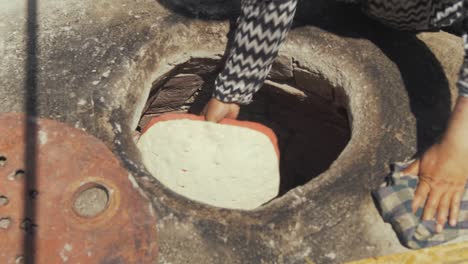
[137,119,280,210]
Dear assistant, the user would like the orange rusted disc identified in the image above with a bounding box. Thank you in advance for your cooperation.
[0,113,157,263]
[143,113,280,158]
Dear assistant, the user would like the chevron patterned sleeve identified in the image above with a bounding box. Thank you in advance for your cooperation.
[213,0,298,105]
[458,0,468,97]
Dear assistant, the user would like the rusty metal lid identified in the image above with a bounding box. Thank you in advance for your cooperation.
[0,113,158,263]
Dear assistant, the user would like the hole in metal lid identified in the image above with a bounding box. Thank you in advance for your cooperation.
[73,184,110,218]
[0,217,12,229]
[0,196,9,207]
[8,170,25,181]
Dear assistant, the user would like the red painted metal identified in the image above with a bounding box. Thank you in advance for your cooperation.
[0,113,158,263]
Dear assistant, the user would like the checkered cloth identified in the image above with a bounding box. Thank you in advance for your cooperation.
[373,162,468,249]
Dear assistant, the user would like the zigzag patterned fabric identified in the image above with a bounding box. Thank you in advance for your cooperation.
[432,0,464,27]
[362,0,434,30]
[213,0,298,104]
[213,0,468,104]
[458,0,468,96]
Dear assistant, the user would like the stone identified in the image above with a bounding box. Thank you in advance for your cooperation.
[177,56,223,76]
[263,80,307,100]
[294,68,334,101]
[144,74,204,114]
[268,54,294,81]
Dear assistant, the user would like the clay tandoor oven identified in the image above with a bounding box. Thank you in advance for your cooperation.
[0,0,463,263]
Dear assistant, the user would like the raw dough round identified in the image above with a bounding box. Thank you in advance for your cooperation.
[137,119,280,210]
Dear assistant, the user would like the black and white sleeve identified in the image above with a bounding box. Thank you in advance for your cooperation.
[213,0,298,105]
[458,0,468,97]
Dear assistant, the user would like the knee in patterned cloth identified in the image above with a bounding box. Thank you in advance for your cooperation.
[361,0,463,31]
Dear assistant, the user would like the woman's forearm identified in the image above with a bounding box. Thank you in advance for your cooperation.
[444,3,468,148]
[442,96,468,150]
[213,0,298,105]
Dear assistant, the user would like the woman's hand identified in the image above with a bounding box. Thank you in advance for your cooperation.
[404,97,468,233]
[404,141,468,233]
[201,98,240,123]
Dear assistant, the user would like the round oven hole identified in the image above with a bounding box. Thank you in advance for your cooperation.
[136,56,351,207]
